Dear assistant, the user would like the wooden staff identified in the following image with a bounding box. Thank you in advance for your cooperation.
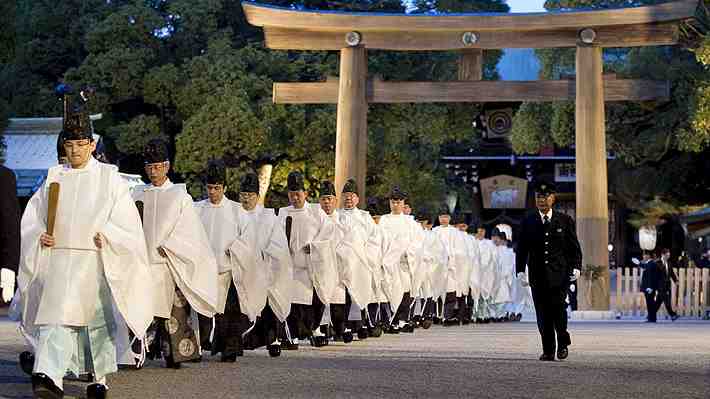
[135,200,144,223]
[285,216,292,247]
[47,182,60,236]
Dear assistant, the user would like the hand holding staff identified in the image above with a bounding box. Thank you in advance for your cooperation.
[41,182,60,248]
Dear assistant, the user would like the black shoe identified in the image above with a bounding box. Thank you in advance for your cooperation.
[357,328,368,340]
[433,317,442,325]
[282,341,299,351]
[19,351,34,376]
[645,319,657,323]
[165,356,181,369]
[87,383,108,399]
[189,355,202,363]
[220,352,237,363]
[343,330,354,343]
[368,326,382,338]
[421,318,433,329]
[310,336,328,347]
[557,346,569,360]
[539,353,555,361]
[671,314,679,321]
[32,373,64,399]
[268,343,281,357]
[385,325,400,334]
[400,323,415,333]
[443,318,460,327]
[462,319,471,325]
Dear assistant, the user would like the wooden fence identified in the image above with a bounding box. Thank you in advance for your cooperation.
[613,267,710,319]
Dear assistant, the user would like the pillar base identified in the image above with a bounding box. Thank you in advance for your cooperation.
[570,310,616,321]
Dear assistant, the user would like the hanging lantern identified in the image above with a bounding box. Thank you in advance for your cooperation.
[446,192,458,215]
[639,225,657,251]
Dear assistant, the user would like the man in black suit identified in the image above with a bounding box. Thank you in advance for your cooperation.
[0,165,21,304]
[639,251,659,322]
[515,181,582,361]
[655,248,679,321]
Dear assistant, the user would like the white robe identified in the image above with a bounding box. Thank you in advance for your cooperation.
[492,245,515,304]
[232,205,291,322]
[132,180,218,318]
[418,230,448,300]
[327,208,374,309]
[477,239,498,301]
[17,158,154,339]
[279,204,337,305]
[432,226,467,296]
[378,214,423,311]
[369,223,388,304]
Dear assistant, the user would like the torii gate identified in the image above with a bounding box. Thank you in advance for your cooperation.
[243,0,697,313]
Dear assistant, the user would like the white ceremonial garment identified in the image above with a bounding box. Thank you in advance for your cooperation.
[133,180,218,319]
[331,208,374,309]
[378,214,423,312]
[492,245,514,304]
[369,223,389,304]
[195,197,240,275]
[462,233,480,298]
[230,205,291,322]
[477,238,498,301]
[18,158,154,339]
[279,204,337,306]
[432,225,467,296]
[418,230,448,300]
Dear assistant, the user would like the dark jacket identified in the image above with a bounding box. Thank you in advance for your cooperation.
[515,209,582,289]
[0,165,21,272]
[656,258,678,291]
[639,260,659,292]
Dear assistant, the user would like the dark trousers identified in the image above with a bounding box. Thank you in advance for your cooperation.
[644,292,658,322]
[287,289,326,339]
[393,292,413,324]
[213,281,250,355]
[367,302,390,326]
[531,285,571,355]
[423,298,436,318]
[330,290,353,337]
[260,300,287,345]
[198,314,213,350]
[444,292,466,321]
[655,288,677,318]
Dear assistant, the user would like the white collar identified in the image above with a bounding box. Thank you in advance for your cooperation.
[146,178,173,191]
[539,209,553,222]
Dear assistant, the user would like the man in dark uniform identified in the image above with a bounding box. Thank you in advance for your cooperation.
[0,165,21,304]
[515,181,582,361]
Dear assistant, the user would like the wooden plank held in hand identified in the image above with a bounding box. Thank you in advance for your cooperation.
[47,182,60,236]
[135,201,144,223]
[615,267,622,315]
[285,216,292,248]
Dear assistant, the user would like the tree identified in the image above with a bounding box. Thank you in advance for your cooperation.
[510,0,710,208]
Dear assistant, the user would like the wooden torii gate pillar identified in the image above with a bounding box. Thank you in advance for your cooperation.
[243,0,697,313]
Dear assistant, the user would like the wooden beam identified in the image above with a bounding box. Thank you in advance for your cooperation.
[272,79,669,104]
[263,22,679,51]
[575,45,610,311]
[335,47,368,207]
[244,1,696,33]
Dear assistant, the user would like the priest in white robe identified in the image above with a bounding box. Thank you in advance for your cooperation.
[194,162,251,362]
[231,172,291,357]
[132,139,218,368]
[473,226,498,323]
[458,222,479,325]
[415,217,446,328]
[18,93,154,399]
[378,186,424,333]
[338,179,379,340]
[491,229,515,320]
[433,209,467,326]
[280,172,337,348]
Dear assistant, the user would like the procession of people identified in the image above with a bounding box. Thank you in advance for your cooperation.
[6,88,584,399]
